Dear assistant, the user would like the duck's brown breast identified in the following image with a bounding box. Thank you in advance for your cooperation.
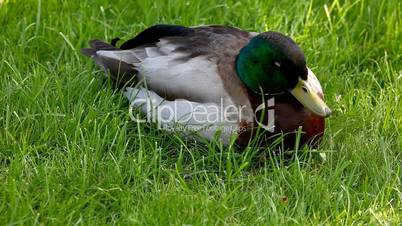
[272,95,325,149]
[236,93,325,149]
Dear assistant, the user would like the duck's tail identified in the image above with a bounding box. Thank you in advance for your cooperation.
[81,39,139,87]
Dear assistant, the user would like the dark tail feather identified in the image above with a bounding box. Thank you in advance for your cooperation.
[111,38,120,47]
[89,39,120,51]
[81,39,120,56]
[81,39,137,87]
[81,48,97,56]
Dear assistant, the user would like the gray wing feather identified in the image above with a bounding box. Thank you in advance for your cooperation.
[81,40,138,86]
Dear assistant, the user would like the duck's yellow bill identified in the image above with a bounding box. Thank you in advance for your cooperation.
[289,78,332,117]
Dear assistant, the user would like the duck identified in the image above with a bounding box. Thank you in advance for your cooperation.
[81,24,331,149]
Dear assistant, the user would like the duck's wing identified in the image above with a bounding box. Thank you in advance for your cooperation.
[82,24,257,123]
[82,25,250,100]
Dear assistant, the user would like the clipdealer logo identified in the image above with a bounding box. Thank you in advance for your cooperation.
[128,97,275,132]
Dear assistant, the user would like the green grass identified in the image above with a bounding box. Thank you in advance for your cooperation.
[1,0,401,224]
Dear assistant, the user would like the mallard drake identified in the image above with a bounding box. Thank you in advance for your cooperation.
[81,24,331,149]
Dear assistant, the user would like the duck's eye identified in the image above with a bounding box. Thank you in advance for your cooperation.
[274,61,281,67]
[302,86,308,93]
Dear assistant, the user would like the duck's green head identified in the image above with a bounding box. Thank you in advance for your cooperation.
[236,31,331,117]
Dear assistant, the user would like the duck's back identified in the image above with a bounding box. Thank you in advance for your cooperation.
[82,25,257,126]
[85,25,251,102]
[119,25,254,57]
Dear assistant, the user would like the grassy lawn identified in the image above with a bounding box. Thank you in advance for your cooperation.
[1,0,401,224]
